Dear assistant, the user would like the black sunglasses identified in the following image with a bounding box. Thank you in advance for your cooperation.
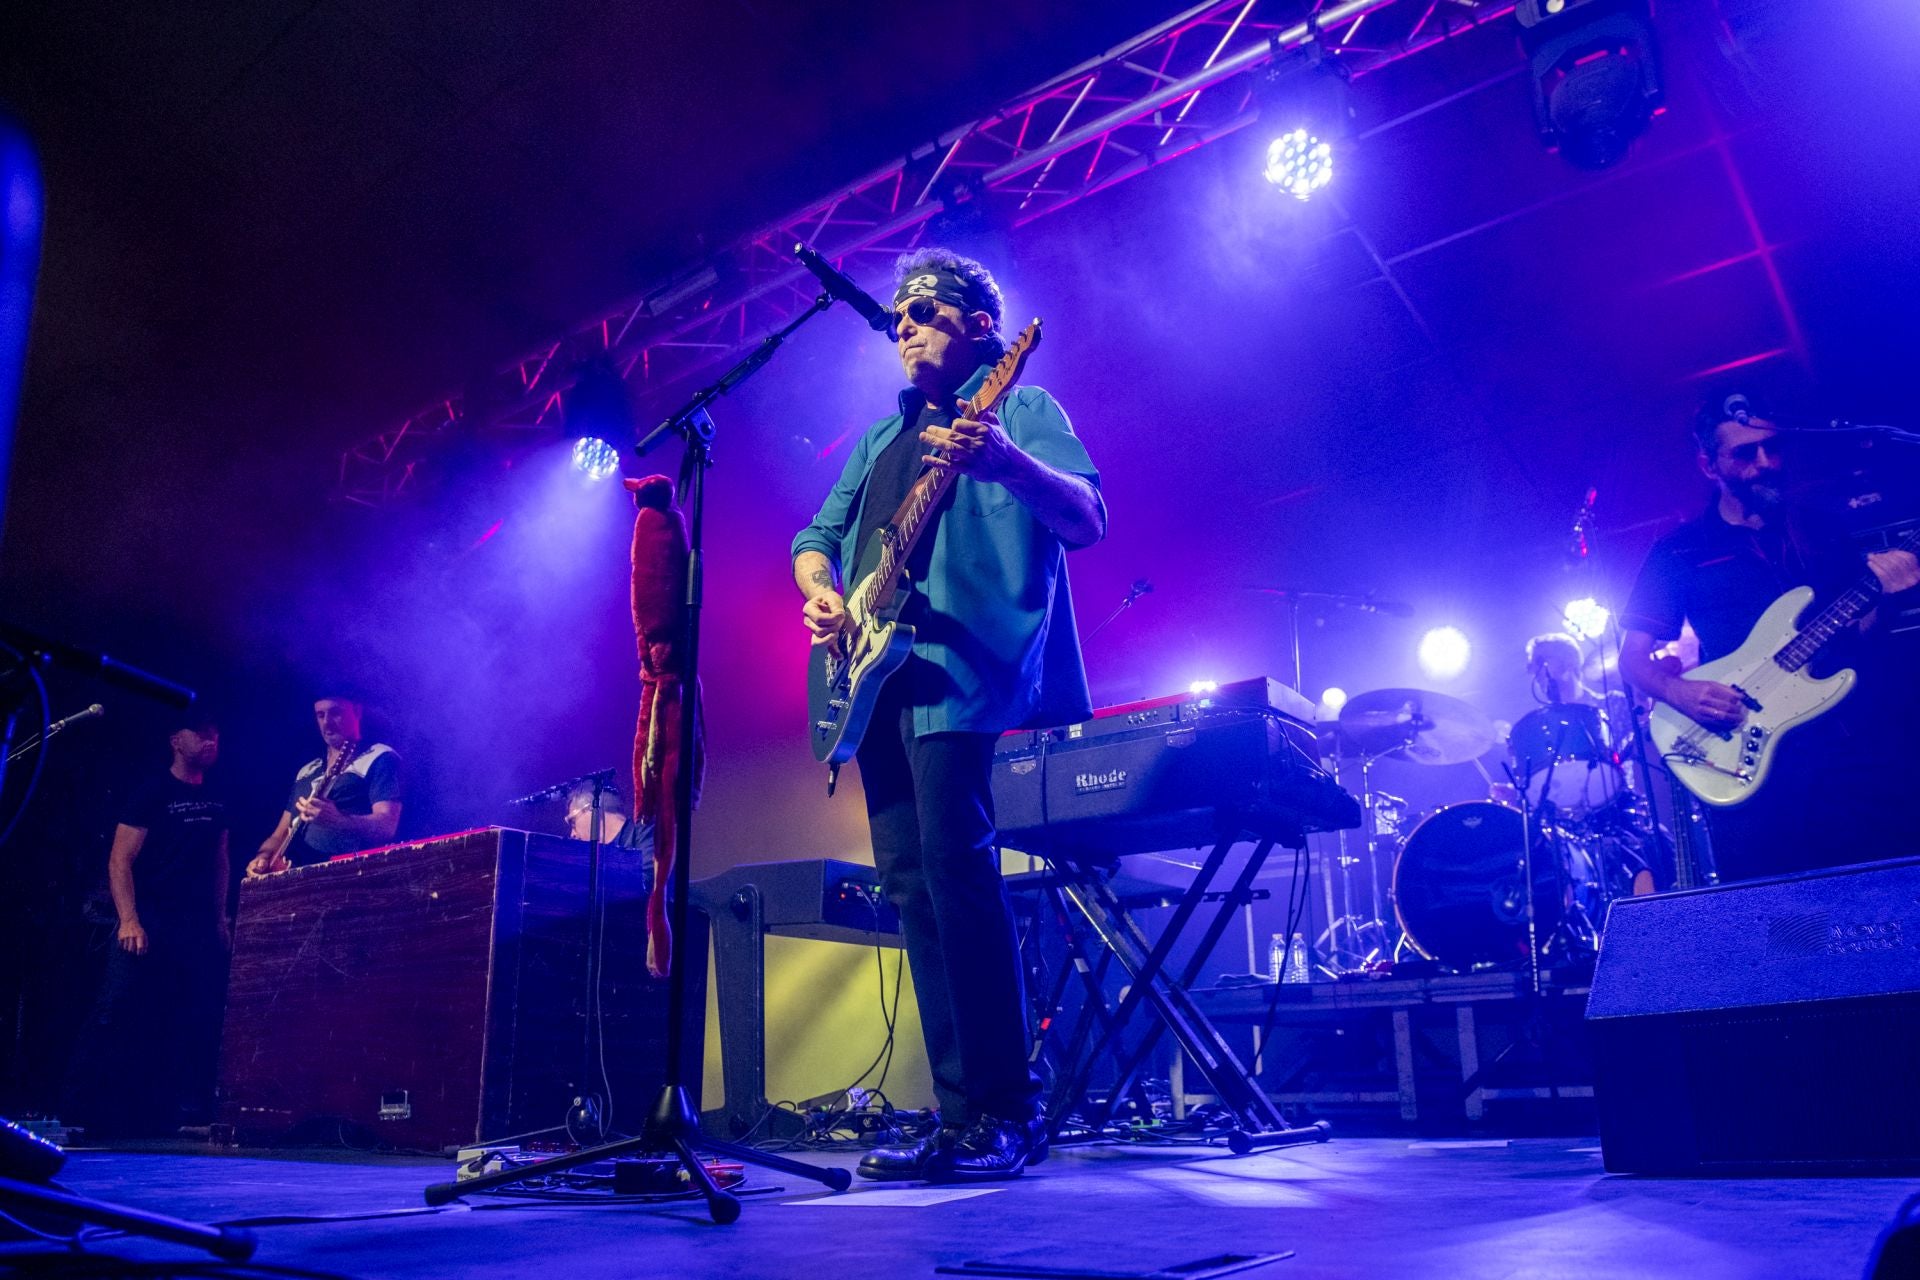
[893,297,945,327]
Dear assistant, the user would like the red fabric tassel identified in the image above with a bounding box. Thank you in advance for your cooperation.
[627,474,699,979]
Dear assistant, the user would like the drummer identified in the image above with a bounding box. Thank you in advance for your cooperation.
[1527,632,1603,708]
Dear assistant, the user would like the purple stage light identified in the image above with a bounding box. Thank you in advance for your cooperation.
[1417,627,1471,681]
[1188,679,1219,695]
[571,436,619,481]
[1263,128,1333,201]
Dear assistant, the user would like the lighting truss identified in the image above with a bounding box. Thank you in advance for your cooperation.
[336,0,1510,507]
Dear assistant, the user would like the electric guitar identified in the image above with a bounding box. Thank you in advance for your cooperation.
[1650,528,1918,806]
[806,320,1043,779]
[255,740,360,873]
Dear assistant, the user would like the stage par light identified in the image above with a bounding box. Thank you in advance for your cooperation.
[571,436,619,481]
[1254,41,1352,200]
[1264,129,1334,201]
[1563,597,1611,640]
[1319,686,1349,715]
[1417,627,1471,681]
[1519,0,1663,170]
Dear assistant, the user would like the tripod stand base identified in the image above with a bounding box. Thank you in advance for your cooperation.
[422,1085,848,1222]
[0,1175,257,1260]
[1225,1120,1333,1156]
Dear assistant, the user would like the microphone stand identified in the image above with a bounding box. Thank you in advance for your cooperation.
[1082,580,1152,646]
[425,294,853,1222]
[509,766,619,1141]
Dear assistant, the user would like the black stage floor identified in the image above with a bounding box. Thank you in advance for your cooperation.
[17,1137,1919,1279]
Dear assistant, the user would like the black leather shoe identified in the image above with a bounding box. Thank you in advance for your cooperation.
[856,1126,959,1182]
[1026,1113,1051,1167]
[927,1115,1040,1183]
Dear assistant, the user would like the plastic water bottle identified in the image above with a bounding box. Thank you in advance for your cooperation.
[1268,932,1286,982]
[1284,932,1310,984]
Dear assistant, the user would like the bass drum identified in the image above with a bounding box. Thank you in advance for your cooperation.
[1392,802,1569,970]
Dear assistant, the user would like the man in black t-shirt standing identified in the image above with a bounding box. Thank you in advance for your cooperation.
[247,693,403,876]
[1620,394,1919,882]
[63,710,231,1134]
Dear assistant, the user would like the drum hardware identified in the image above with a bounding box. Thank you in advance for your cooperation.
[1312,690,1502,976]
[1254,587,1416,979]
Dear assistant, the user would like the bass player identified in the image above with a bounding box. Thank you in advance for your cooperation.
[1619,392,1917,882]
[789,248,1104,1182]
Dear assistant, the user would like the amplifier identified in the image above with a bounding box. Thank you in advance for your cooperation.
[691,859,900,1138]
[992,679,1359,857]
[1589,856,1920,1175]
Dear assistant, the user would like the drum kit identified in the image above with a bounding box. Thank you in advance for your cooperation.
[1309,686,1666,977]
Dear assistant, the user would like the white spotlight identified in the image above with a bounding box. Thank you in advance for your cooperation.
[1563,597,1611,641]
[1417,627,1472,681]
[1319,686,1349,715]
[1188,679,1219,695]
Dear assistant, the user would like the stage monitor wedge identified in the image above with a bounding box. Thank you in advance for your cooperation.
[1588,856,1920,1176]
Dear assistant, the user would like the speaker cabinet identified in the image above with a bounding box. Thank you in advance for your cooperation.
[1588,856,1920,1175]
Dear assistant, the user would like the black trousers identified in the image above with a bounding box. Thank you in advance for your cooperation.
[63,920,227,1134]
[855,683,1040,1126]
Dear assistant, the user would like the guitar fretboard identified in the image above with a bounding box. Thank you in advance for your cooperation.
[1773,527,1920,672]
[856,323,1041,621]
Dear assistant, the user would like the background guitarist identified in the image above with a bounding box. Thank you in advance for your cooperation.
[247,692,403,876]
[789,248,1104,1183]
[1620,392,1918,882]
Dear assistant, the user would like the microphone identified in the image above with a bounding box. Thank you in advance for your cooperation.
[1723,393,1752,426]
[1354,596,1414,618]
[1128,578,1153,601]
[45,703,105,738]
[508,766,616,807]
[10,702,106,761]
[793,243,895,337]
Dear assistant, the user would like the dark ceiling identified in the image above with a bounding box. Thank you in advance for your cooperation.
[0,0,1190,622]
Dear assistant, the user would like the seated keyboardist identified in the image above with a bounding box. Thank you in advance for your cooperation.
[564,777,654,863]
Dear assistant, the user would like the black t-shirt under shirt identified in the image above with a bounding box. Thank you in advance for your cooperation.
[852,402,951,588]
[121,772,228,925]
[283,745,402,865]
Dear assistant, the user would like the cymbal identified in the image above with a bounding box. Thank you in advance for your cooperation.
[1337,688,1497,766]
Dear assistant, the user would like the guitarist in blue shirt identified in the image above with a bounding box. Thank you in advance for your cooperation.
[791,249,1105,1182]
[1621,393,1918,882]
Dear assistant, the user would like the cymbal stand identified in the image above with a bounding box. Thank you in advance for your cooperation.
[1314,744,1400,973]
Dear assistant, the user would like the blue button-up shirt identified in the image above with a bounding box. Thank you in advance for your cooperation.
[790,368,1104,736]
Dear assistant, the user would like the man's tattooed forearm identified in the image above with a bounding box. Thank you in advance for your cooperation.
[808,568,835,592]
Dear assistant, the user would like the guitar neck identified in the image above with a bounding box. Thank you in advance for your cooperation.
[854,323,1041,621]
[282,744,358,849]
[1774,527,1920,672]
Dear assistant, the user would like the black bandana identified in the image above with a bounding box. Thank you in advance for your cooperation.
[892,268,978,314]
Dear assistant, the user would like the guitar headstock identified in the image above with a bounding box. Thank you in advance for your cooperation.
[965,319,1042,418]
[325,740,360,781]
